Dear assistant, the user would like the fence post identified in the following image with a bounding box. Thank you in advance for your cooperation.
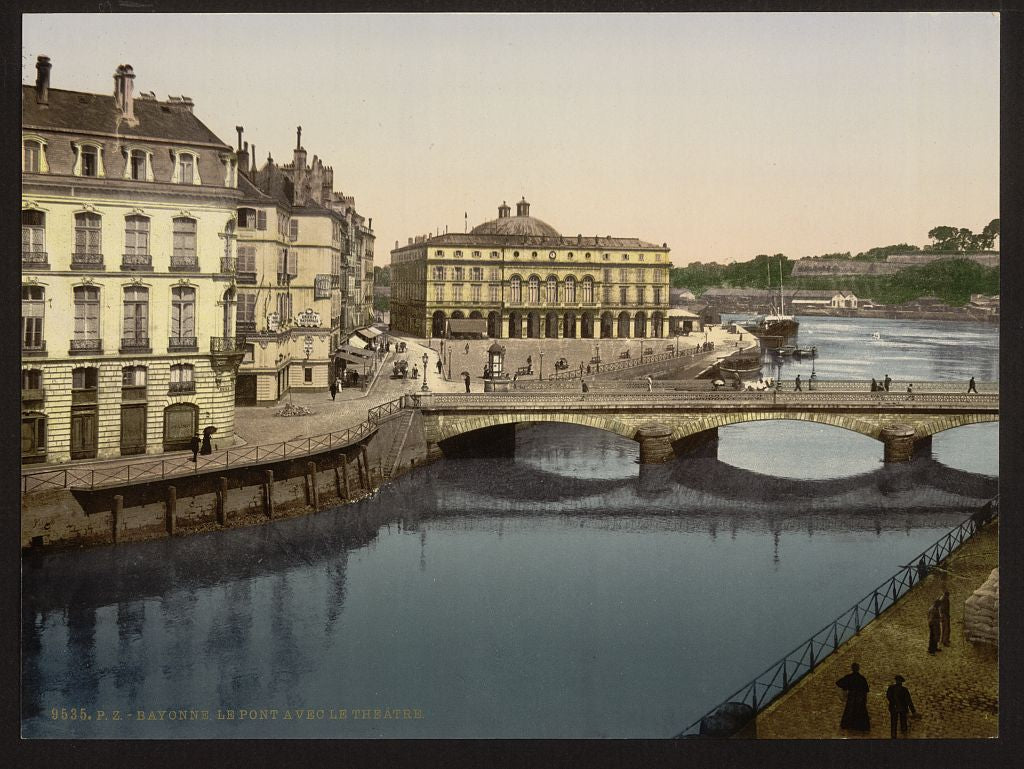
[781,659,789,691]
[306,461,319,509]
[873,590,880,616]
[808,640,816,671]
[854,605,861,633]
[112,494,123,544]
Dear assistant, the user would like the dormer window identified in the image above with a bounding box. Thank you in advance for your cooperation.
[435,250,444,257]
[170,149,201,184]
[454,250,463,258]
[123,147,153,181]
[638,254,645,262]
[23,137,48,173]
[472,251,481,258]
[73,142,105,177]
[623,254,630,261]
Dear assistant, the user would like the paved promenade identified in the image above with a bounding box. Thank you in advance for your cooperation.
[755,521,998,739]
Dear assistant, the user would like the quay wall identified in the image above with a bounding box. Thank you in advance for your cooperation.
[21,412,430,552]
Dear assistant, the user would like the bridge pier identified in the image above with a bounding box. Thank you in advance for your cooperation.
[880,424,917,463]
[672,428,719,459]
[635,423,674,464]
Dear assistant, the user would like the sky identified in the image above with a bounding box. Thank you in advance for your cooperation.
[23,12,999,267]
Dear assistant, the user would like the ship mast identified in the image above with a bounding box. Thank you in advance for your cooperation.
[778,257,785,316]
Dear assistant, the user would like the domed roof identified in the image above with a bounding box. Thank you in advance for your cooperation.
[470,216,561,238]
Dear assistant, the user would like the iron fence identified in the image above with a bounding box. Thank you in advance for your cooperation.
[674,513,993,737]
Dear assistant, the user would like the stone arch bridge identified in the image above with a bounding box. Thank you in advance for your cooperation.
[406,388,998,465]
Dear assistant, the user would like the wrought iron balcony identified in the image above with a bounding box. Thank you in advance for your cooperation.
[121,253,153,271]
[220,257,237,275]
[168,336,198,352]
[168,381,196,395]
[69,339,103,354]
[22,340,47,356]
[71,252,105,270]
[120,337,151,354]
[22,251,49,268]
[170,255,199,271]
[211,336,247,354]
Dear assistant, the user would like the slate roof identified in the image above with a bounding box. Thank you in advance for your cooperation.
[23,85,230,148]
[393,232,664,253]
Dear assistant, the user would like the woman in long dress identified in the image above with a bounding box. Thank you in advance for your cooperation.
[835,662,871,731]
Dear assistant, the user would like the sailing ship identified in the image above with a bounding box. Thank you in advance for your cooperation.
[741,257,799,340]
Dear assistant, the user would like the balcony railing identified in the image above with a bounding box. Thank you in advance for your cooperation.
[170,255,199,271]
[211,336,247,354]
[236,271,258,285]
[69,339,103,354]
[168,381,196,395]
[168,336,198,352]
[120,337,151,354]
[71,252,104,270]
[22,250,49,268]
[121,253,153,271]
[21,388,45,402]
[22,341,47,356]
[220,257,237,274]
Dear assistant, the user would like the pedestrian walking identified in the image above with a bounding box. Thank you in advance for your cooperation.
[189,432,201,463]
[927,598,942,654]
[200,427,214,455]
[968,376,978,394]
[906,383,914,398]
[435,358,442,375]
[939,589,951,646]
[885,675,917,738]
[463,372,471,393]
[794,374,802,391]
[884,374,892,392]
[464,342,470,355]
[329,378,338,401]
[916,556,929,581]
[870,377,878,392]
[527,354,533,371]
[835,662,871,732]
[581,379,589,394]
[586,364,592,375]
[646,375,653,392]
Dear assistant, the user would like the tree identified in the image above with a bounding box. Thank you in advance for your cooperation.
[927,226,960,251]
[979,218,999,250]
[374,265,390,286]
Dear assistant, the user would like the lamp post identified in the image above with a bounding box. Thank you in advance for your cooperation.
[421,352,429,391]
[539,351,544,381]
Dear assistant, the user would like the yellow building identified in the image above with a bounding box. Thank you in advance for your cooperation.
[390,199,671,339]
[21,57,244,463]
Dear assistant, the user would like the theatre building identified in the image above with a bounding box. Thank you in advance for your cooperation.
[21,57,244,463]
[389,199,671,340]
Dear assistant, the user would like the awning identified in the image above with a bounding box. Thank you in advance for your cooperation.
[448,318,487,334]
[345,334,368,349]
[335,344,375,363]
[336,350,369,365]
[667,308,700,318]
[354,326,383,340]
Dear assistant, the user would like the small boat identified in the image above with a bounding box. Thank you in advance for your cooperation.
[871,332,881,341]
[793,346,817,357]
[771,345,797,356]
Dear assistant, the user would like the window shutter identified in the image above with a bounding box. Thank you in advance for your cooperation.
[289,220,298,241]
[287,250,298,276]
[257,210,267,230]
[277,250,285,276]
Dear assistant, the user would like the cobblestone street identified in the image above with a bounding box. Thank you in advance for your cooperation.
[755,521,998,739]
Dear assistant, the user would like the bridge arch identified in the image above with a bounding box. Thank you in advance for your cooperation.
[435,413,640,443]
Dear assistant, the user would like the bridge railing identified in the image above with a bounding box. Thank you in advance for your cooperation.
[545,345,709,380]
[22,396,408,495]
[674,511,995,738]
[512,379,998,393]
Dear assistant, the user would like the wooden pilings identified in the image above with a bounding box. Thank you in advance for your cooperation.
[306,461,319,509]
[112,494,123,544]
[263,469,275,518]
[166,485,177,535]
[217,476,228,526]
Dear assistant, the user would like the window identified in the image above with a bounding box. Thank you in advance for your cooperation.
[122,366,147,387]
[178,153,194,184]
[434,285,444,302]
[623,254,630,261]
[169,364,195,393]
[619,286,628,304]
[22,286,44,350]
[489,285,500,302]
[603,268,612,283]
[471,285,481,302]
[510,276,522,303]
[172,218,197,265]
[452,285,463,302]
[638,254,645,262]
[72,367,98,390]
[129,150,148,181]
[581,276,594,303]
[472,251,481,258]
[490,251,499,258]
[531,251,538,259]
[513,251,520,257]
[171,286,196,339]
[639,269,647,283]
[74,212,102,261]
[304,367,313,383]
[454,250,463,258]
[124,215,150,260]
[528,276,540,303]
[602,253,609,261]
[471,267,483,281]
[277,292,293,321]
[289,220,299,242]
[546,276,558,303]
[564,276,576,303]
[122,287,149,345]
[237,245,256,274]
[433,266,446,280]
[653,287,662,304]
[257,210,268,230]
[603,286,612,303]
[22,210,45,261]
[73,286,101,341]
[549,251,557,260]
[454,267,464,281]
[620,268,629,283]
[238,208,257,228]
[585,253,591,260]
[277,249,297,284]
[636,286,645,304]
[81,145,99,177]
[489,268,499,281]
[236,293,257,331]
[23,369,43,390]
[23,139,43,173]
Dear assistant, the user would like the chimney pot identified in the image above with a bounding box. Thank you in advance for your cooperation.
[296,126,302,149]
[35,55,52,105]
[235,126,244,151]
[113,64,136,123]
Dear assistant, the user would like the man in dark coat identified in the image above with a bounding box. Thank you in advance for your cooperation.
[835,662,870,731]
[189,433,201,463]
[884,374,892,391]
[927,598,942,654]
[968,376,978,393]
[794,374,802,391]
[463,372,471,393]
[436,358,443,375]
[939,589,951,647]
[885,675,917,738]
[329,378,338,401]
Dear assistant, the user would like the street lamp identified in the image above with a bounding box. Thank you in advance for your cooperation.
[421,352,429,391]
[539,351,544,381]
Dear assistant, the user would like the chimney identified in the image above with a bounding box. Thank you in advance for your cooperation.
[294,125,307,169]
[498,200,510,219]
[235,126,244,151]
[368,218,372,230]
[113,65,137,123]
[35,55,51,105]
[250,145,256,174]
[516,197,530,217]
[238,141,250,177]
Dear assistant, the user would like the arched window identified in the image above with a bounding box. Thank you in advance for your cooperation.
[22,210,46,264]
[74,142,104,177]
[23,137,47,173]
[528,276,540,304]
[509,276,522,304]
[581,276,594,304]
[171,150,201,184]
[169,363,196,394]
[564,275,576,303]
[546,275,558,304]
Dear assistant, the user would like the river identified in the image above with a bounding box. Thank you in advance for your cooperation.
[22,316,998,738]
